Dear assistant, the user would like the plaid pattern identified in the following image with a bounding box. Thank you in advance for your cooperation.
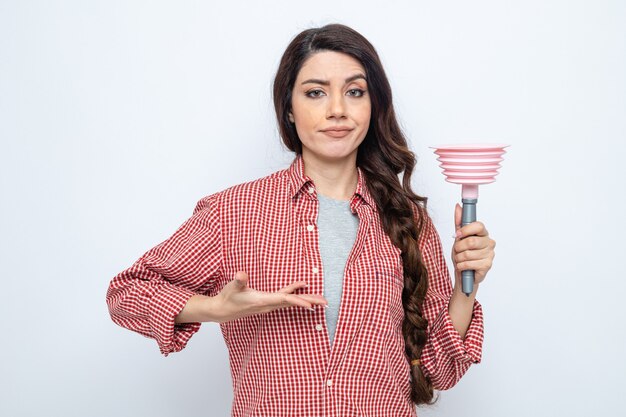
[106,155,483,416]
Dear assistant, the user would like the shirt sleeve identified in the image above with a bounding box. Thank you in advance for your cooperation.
[418,215,484,390]
[106,195,223,356]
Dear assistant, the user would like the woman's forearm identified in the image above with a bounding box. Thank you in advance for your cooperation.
[448,278,479,339]
[174,294,217,324]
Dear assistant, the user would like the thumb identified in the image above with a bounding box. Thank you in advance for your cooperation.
[454,203,462,232]
[232,271,249,290]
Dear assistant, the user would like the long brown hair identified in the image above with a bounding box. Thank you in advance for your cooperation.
[272,23,437,405]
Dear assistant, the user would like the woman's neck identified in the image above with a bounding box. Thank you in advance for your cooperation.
[301,152,358,201]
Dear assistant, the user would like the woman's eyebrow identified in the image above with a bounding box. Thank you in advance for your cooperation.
[301,74,366,86]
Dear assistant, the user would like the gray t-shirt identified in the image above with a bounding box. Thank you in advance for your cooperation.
[316,192,359,345]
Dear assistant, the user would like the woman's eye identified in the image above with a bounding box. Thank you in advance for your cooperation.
[347,89,365,97]
[306,90,325,98]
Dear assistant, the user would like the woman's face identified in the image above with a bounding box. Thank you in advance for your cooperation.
[289,51,371,166]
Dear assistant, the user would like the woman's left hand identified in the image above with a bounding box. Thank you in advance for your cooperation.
[451,203,496,287]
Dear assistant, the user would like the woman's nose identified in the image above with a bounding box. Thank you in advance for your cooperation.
[326,93,346,119]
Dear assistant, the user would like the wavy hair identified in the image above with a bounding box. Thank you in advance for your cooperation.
[272,23,437,405]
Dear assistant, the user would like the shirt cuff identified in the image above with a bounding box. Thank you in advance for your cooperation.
[147,284,202,356]
[428,296,484,364]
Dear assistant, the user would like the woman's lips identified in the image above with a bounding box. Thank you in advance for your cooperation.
[321,129,353,138]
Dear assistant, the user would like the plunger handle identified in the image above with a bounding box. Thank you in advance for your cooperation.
[461,198,477,296]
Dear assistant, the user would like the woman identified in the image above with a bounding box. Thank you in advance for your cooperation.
[106,23,495,416]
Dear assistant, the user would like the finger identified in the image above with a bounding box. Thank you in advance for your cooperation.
[455,259,493,275]
[454,203,462,232]
[278,281,309,294]
[453,236,493,253]
[280,292,328,307]
[259,292,328,312]
[296,294,328,306]
[453,246,494,263]
[253,290,308,307]
[457,221,489,239]
[233,271,249,289]
[282,294,316,310]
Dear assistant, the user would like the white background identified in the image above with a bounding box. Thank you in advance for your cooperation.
[1,1,625,416]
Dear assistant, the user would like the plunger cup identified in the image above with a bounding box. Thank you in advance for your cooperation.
[431,144,509,296]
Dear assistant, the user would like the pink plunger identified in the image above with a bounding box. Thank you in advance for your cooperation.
[431,144,509,296]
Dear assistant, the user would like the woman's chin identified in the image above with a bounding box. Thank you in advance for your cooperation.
[304,149,359,165]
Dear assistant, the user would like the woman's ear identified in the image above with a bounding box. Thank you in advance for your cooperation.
[288,112,295,123]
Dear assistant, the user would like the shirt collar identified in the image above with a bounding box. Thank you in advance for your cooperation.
[287,154,377,211]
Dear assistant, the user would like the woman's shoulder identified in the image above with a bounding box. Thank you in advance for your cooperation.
[193,165,291,215]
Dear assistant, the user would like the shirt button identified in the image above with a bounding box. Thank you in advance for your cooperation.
[306,225,314,232]
[315,324,323,331]
[312,267,319,274]
[307,187,315,194]
[326,379,333,387]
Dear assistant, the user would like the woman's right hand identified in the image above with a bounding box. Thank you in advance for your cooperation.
[175,271,328,324]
